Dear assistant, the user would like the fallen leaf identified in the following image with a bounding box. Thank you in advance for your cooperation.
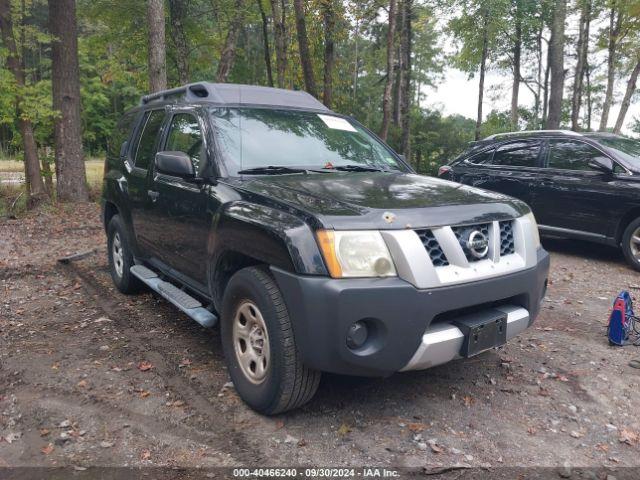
[274,420,285,430]
[538,387,550,397]
[178,358,192,368]
[595,443,609,453]
[137,361,154,372]
[140,449,151,460]
[41,443,54,455]
[427,439,444,454]
[39,429,50,437]
[463,395,475,407]
[297,439,307,447]
[171,400,185,407]
[140,391,151,398]
[527,426,537,435]
[337,424,351,436]
[100,441,114,448]
[619,428,639,445]
[76,380,88,388]
[408,423,427,433]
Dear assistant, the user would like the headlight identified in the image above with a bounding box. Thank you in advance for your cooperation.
[316,230,397,278]
[524,211,541,248]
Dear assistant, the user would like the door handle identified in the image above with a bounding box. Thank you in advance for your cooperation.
[147,190,160,201]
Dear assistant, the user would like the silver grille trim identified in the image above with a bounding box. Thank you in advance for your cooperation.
[381,215,538,289]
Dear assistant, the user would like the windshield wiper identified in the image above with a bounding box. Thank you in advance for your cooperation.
[238,166,308,175]
[330,164,385,172]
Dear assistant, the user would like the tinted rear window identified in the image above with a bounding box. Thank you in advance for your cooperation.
[108,112,137,160]
[491,141,541,167]
[134,110,165,170]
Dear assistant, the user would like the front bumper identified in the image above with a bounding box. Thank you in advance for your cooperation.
[272,248,549,377]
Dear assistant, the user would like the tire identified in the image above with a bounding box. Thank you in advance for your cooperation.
[622,217,640,272]
[107,214,143,294]
[221,266,321,415]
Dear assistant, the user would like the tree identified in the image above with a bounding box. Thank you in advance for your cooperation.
[257,0,274,87]
[0,0,48,206]
[147,0,166,93]
[546,0,566,129]
[321,0,336,108]
[270,0,287,88]
[49,0,89,202]
[379,0,397,141]
[399,0,412,157]
[510,0,522,128]
[571,0,591,131]
[217,0,246,82]
[292,0,317,96]
[613,58,640,134]
[168,0,190,85]
[476,7,489,139]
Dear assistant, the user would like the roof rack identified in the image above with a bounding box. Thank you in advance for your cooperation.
[139,82,330,112]
[484,129,582,141]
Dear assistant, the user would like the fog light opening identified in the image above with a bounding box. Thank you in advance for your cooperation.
[346,321,368,350]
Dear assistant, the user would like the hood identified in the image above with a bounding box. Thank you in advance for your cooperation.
[224,172,529,230]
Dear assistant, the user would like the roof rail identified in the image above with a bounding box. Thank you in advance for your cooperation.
[140,83,212,105]
[484,129,582,141]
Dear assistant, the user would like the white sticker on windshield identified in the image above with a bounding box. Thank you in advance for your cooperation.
[317,114,357,132]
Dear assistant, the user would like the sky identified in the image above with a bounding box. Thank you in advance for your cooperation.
[422,67,640,136]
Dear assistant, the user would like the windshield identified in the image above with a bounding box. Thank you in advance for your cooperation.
[210,107,407,174]
[594,136,640,168]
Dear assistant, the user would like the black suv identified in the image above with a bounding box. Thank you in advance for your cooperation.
[439,130,640,270]
[102,83,549,414]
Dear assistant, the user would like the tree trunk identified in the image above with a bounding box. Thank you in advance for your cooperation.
[399,0,412,158]
[49,0,89,202]
[599,4,623,131]
[379,0,397,141]
[270,0,287,88]
[535,20,543,126]
[613,59,640,134]
[585,60,592,130]
[571,0,590,131]
[0,0,48,206]
[321,0,336,108]
[168,0,190,84]
[257,0,274,87]
[542,31,551,124]
[475,10,489,141]
[216,0,245,82]
[510,0,521,129]
[292,0,317,96]
[546,0,566,129]
[147,0,167,93]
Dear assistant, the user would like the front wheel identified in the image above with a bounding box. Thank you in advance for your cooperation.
[221,266,320,415]
[622,217,640,272]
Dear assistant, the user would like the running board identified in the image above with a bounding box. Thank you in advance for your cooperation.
[130,265,218,328]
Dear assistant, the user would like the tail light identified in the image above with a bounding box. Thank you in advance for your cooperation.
[438,165,452,177]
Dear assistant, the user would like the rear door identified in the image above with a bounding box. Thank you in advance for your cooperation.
[532,138,619,238]
[456,140,543,206]
[128,109,167,255]
[148,109,214,286]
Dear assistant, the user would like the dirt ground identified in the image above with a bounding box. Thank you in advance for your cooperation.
[2,203,640,477]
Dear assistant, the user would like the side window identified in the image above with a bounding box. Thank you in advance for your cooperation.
[467,149,494,165]
[165,114,203,172]
[134,110,165,170]
[547,139,606,171]
[491,141,541,167]
[107,112,136,160]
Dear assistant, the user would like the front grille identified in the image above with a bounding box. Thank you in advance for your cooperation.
[451,223,491,262]
[416,229,449,267]
[499,220,515,255]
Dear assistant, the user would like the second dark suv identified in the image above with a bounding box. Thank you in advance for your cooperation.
[439,130,640,270]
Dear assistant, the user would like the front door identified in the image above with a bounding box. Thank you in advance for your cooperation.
[532,138,619,238]
[149,110,214,286]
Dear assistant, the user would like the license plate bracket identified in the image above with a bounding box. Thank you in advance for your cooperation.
[453,309,507,357]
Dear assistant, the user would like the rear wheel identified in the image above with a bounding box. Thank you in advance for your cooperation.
[221,266,320,415]
[107,215,143,294]
[622,217,640,272]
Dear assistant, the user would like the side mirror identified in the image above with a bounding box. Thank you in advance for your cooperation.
[588,156,614,174]
[155,151,195,178]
